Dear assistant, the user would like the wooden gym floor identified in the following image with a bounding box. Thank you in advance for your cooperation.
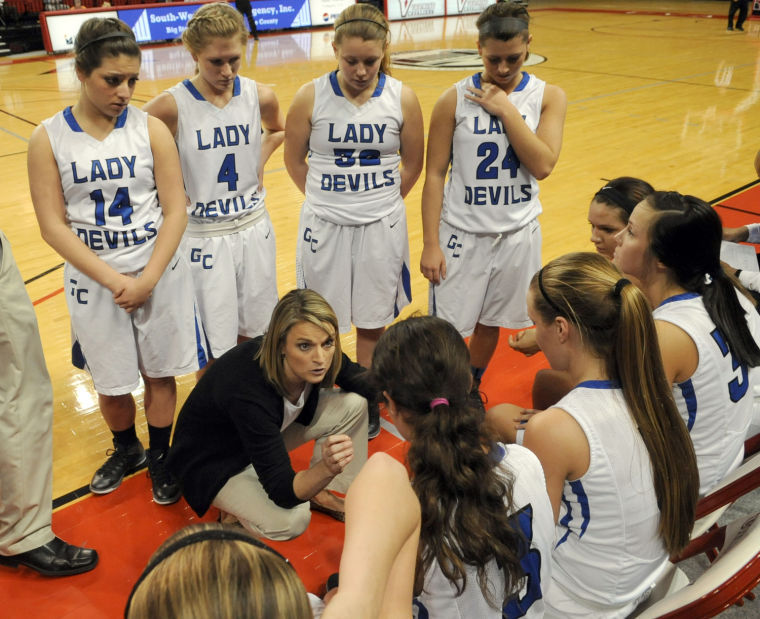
[1,0,759,504]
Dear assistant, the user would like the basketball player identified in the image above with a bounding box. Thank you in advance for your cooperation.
[614,192,760,495]
[144,2,284,368]
[515,253,698,617]
[27,18,206,506]
[372,316,554,618]
[284,3,424,376]
[420,1,566,392]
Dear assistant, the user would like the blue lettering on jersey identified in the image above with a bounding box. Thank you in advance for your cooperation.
[473,115,505,135]
[190,247,214,269]
[195,124,251,150]
[464,184,532,206]
[69,278,88,305]
[71,156,137,184]
[503,504,543,618]
[710,328,749,402]
[75,221,157,251]
[320,170,394,193]
[190,195,257,218]
[327,122,387,144]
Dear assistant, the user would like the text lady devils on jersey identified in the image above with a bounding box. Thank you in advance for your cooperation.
[42,106,161,272]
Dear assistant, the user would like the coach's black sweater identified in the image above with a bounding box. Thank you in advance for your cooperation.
[168,336,372,516]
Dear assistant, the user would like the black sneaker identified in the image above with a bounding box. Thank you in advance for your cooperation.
[368,400,381,440]
[90,441,146,494]
[146,448,181,505]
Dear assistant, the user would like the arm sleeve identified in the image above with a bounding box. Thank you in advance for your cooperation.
[228,394,302,508]
[334,353,376,401]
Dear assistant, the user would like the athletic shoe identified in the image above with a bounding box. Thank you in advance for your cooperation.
[738,26,745,31]
[727,27,734,31]
[146,448,181,505]
[368,400,381,440]
[89,441,146,494]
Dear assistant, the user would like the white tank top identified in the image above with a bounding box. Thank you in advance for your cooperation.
[305,71,403,224]
[550,381,667,611]
[169,76,265,226]
[442,72,544,234]
[41,105,161,272]
[653,291,757,494]
[413,444,554,618]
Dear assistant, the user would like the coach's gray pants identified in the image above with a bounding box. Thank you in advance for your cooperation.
[0,231,56,556]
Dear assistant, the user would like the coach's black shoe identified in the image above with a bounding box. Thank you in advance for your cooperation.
[146,448,181,505]
[89,440,146,495]
[368,400,381,440]
[0,537,98,577]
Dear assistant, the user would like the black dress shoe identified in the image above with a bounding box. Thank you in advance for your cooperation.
[0,537,98,577]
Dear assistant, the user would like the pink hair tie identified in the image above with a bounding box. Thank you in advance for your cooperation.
[429,398,449,409]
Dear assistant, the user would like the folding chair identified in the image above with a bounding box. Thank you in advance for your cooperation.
[632,512,760,618]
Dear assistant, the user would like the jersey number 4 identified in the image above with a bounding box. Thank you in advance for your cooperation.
[218,153,239,191]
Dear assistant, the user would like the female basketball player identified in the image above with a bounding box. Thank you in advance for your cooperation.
[143,3,285,367]
[515,253,698,617]
[371,315,555,618]
[420,1,566,391]
[168,289,372,541]
[284,3,424,376]
[27,18,205,506]
[614,191,760,495]
[509,176,654,362]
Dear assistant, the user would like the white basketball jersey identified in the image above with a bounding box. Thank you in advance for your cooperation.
[413,444,554,619]
[41,105,161,272]
[654,292,757,495]
[442,72,544,234]
[305,71,403,224]
[169,76,265,225]
[550,381,667,611]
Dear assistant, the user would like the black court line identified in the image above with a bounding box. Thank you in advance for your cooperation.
[711,179,760,207]
[0,107,38,127]
[0,150,27,158]
[25,262,64,285]
[52,464,148,510]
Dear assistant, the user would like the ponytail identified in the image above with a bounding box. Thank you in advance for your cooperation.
[534,253,699,554]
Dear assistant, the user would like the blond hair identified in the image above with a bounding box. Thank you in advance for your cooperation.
[125,524,312,619]
[533,252,699,555]
[333,3,391,76]
[182,2,247,55]
[257,289,342,396]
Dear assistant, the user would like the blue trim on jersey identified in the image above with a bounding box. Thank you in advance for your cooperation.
[575,379,621,390]
[472,71,529,92]
[329,70,387,98]
[181,76,241,100]
[329,71,342,96]
[183,79,206,101]
[71,338,87,370]
[490,442,506,463]
[194,307,209,369]
[371,72,386,97]
[658,291,700,308]
[63,106,83,132]
[678,378,698,431]
[513,71,530,92]
[571,479,591,538]
[114,107,128,129]
[555,479,591,548]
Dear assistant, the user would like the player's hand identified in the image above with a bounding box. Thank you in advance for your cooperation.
[508,328,540,356]
[112,274,153,313]
[420,244,447,284]
[513,408,540,430]
[464,83,514,118]
[321,434,354,476]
